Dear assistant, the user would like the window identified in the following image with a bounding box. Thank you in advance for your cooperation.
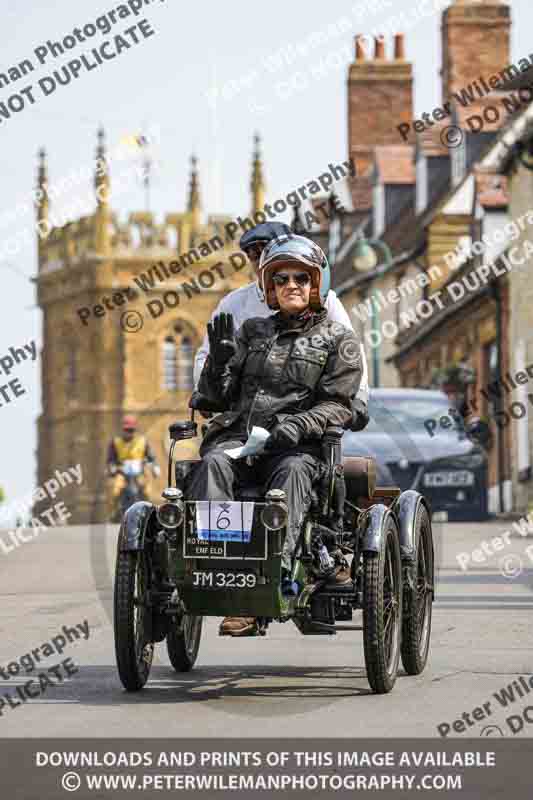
[162,325,195,391]
[162,337,177,390]
[177,336,194,390]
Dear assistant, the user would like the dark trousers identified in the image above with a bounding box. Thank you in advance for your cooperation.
[187,439,320,572]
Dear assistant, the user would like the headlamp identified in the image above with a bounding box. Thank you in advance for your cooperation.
[157,488,184,529]
[261,488,288,531]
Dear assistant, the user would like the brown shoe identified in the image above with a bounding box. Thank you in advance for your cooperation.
[333,564,352,585]
[219,617,258,637]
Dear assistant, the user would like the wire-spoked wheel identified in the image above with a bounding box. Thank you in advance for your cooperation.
[167,614,203,672]
[362,516,403,694]
[401,504,433,675]
[114,549,154,691]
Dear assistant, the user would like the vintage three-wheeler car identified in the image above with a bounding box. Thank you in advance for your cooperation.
[114,399,434,695]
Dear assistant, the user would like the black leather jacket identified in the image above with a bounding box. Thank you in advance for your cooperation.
[197,308,362,453]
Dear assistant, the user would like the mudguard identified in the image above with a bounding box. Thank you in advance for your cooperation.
[395,490,432,563]
[395,490,435,600]
[117,501,156,552]
[362,503,395,553]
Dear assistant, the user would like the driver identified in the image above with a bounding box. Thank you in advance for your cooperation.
[193,222,369,429]
[189,235,362,637]
[106,415,160,509]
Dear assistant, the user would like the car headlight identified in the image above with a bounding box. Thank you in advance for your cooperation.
[261,488,288,531]
[157,488,184,529]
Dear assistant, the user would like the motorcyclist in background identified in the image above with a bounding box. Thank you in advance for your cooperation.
[107,415,160,517]
[193,222,369,429]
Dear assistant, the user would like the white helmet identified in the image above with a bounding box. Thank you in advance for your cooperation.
[259,234,330,311]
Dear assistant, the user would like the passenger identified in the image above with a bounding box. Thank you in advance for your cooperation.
[193,222,369,429]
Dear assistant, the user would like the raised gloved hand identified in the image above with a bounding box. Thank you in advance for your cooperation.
[265,418,304,450]
[207,312,237,368]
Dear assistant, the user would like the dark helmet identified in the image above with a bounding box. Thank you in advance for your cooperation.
[239,222,292,253]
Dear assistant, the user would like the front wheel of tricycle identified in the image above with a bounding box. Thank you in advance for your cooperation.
[167,614,203,672]
[362,517,403,694]
[114,550,154,691]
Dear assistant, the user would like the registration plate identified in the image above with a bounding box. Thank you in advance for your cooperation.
[424,470,474,487]
[191,571,258,589]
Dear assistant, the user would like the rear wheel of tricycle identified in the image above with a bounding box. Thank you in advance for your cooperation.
[167,614,203,672]
[362,517,402,694]
[401,504,433,675]
[114,550,154,691]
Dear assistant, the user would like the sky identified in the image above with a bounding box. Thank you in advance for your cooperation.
[0,0,530,505]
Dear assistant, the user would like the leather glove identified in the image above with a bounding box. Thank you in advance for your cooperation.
[207,312,237,368]
[265,418,304,450]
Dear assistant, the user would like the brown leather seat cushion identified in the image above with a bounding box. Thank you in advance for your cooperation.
[343,455,377,501]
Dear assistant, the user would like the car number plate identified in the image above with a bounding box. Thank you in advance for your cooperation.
[424,470,474,487]
[191,571,258,589]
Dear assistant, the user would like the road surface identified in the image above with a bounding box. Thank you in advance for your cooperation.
[0,519,532,739]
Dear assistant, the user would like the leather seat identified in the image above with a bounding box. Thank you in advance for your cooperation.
[343,455,376,500]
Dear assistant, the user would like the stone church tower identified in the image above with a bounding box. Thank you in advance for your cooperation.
[35,131,265,523]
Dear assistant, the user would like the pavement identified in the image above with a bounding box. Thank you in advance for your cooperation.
[0,519,531,739]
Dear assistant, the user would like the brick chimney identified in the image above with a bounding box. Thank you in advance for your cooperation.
[347,33,413,210]
[441,0,511,125]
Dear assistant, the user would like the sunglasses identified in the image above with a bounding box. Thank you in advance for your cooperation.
[271,272,311,287]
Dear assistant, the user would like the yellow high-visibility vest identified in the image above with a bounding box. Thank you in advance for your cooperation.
[113,435,147,462]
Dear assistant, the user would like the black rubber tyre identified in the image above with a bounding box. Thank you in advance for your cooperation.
[362,516,403,694]
[401,504,433,675]
[114,550,154,691]
[166,614,203,672]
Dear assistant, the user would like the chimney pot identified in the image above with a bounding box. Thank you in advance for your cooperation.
[394,33,405,60]
[375,35,386,59]
[355,35,366,61]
